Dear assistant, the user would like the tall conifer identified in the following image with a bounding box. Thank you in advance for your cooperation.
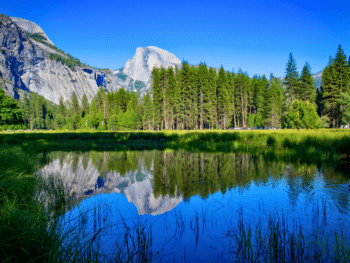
[285,53,299,104]
[300,62,316,104]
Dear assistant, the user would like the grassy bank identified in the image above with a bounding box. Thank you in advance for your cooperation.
[0,145,81,262]
[1,129,350,167]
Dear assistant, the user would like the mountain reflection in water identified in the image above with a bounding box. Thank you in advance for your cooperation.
[38,150,350,262]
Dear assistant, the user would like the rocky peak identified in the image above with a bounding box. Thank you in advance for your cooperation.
[122,46,181,84]
[10,17,55,46]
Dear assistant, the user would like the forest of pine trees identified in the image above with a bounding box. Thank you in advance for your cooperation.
[1,45,349,131]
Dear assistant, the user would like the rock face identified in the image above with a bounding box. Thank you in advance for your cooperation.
[0,14,121,103]
[39,153,182,216]
[0,14,183,104]
[10,17,55,46]
[122,46,181,86]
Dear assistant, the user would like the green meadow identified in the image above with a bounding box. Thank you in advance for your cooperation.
[1,129,350,262]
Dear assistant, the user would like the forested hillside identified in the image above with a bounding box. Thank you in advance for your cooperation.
[1,45,349,131]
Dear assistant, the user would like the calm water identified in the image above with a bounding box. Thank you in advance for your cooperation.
[39,150,350,262]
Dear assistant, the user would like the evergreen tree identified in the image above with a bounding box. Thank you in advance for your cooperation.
[333,45,350,95]
[208,67,217,129]
[267,77,282,127]
[226,71,235,128]
[81,93,89,117]
[173,65,182,130]
[159,67,168,129]
[286,100,320,129]
[107,114,118,131]
[117,110,125,129]
[58,96,67,117]
[71,91,80,114]
[188,66,199,129]
[338,92,350,127]
[23,93,31,128]
[141,91,154,130]
[88,100,99,129]
[301,101,321,129]
[180,62,192,129]
[285,53,299,104]
[0,88,24,128]
[124,101,136,130]
[300,62,316,104]
[151,66,162,130]
[166,67,176,130]
[217,67,229,129]
[321,45,350,128]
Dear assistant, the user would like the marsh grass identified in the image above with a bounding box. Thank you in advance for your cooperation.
[57,196,350,263]
[1,129,350,167]
[224,206,348,263]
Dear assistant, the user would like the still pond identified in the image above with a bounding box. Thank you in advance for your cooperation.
[38,150,350,262]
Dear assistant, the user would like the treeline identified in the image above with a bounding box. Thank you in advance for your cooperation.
[149,45,349,130]
[16,87,142,131]
[1,45,349,131]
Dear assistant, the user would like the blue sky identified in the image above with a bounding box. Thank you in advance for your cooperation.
[2,0,349,77]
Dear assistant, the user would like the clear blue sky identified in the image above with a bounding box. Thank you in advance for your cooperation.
[2,0,349,77]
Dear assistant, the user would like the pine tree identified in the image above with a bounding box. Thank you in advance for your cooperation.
[267,77,282,127]
[285,53,299,104]
[189,66,199,129]
[334,45,350,94]
[173,65,182,130]
[124,101,136,130]
[166,67,176,130]
[141,91,154,130]
[217,66,229,129]
[337,92,350,127]
[117,110,125,129]
[300,62,316,104]
[208,67,217,129]
[302,101,321,129]
[226,71,235,128]
[322,45,350,128]
[159,67,167,130]
[180,62,192,129]
[81,93,89,117]
[0,88,24,128]
[58,96,66,117]
[71,91,79,114]
[151,66,162,130]
[107,114,118,131]
[23,93,31,128]
[88,100,99,129]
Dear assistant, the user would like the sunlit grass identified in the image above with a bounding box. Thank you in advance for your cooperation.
[2,129,349,166]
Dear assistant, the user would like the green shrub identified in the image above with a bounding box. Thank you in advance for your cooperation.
[25,32,47,42]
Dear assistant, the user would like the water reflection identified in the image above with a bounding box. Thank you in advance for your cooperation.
[40,151,182,216]
[40,150,350,215]
[38,150,350,262]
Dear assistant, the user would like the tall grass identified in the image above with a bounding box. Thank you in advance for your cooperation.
[225,206,350,263]
[1,129,350,166]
